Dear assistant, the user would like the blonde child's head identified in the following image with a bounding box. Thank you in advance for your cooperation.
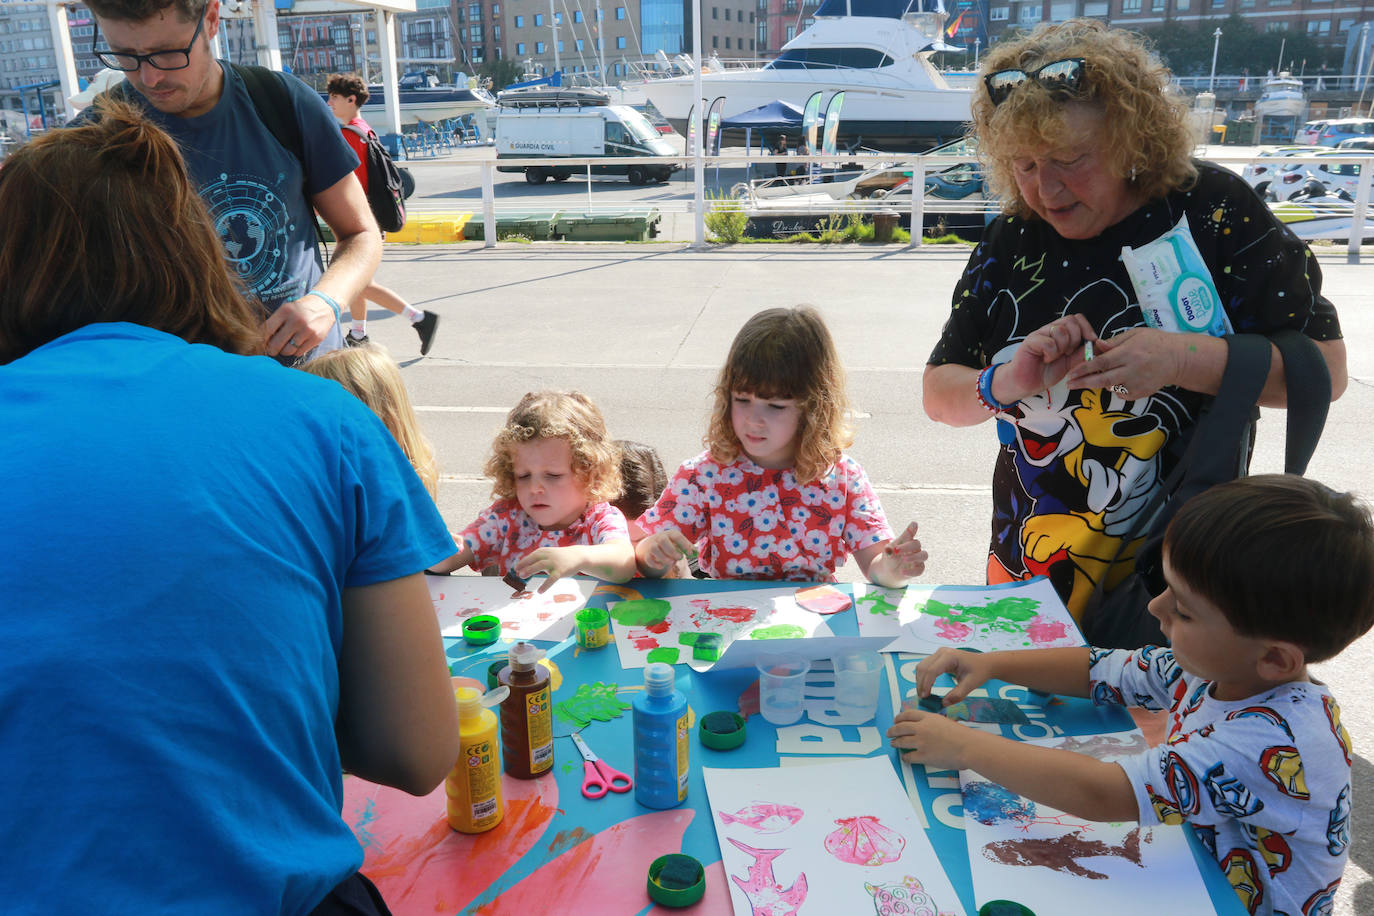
[485,391,622,505]
[706,306,852,484]
[303,345,439,499]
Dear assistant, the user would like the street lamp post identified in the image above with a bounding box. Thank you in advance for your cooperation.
[351,20,367,83]
[1209,28,1222,93]
[974,38,981,70]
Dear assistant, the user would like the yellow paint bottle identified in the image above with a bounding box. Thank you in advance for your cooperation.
[446,685,508,834]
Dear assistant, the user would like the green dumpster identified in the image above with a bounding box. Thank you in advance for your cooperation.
[463,211,560,241]
[555,209,661,242]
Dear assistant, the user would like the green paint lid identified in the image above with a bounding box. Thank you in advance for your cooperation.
[647,854,705,907]
[979,901,1036,916]
[698,711,746,751]
[463,614,501,646]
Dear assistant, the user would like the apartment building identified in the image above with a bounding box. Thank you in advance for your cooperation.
[1,3,101,120]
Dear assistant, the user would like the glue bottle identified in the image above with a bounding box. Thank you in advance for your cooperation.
[497,642,554,778]
[632,662,689,809]
[446,685,508,834]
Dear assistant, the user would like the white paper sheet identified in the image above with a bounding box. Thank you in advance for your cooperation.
[607,586,846,671]
[960,731,1214,916]
[427,575,593,642]
[705,756,966,916]
[853,579,1085,654]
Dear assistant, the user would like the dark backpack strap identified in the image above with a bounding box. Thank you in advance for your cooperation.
[1270,329,1331,474]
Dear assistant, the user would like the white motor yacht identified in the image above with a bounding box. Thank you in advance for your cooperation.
[635,0,971,152]
[1255,72,1307,119]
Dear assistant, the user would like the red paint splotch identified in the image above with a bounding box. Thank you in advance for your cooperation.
[546,826,592,855]
[344,770,558,915]
[706,605,758,624]
[1026,618,1069,645]
[633,636,660,650]
[644,618,672,634]
[552,593,578,603]
[737,679,761,719]
[934,619,972,641]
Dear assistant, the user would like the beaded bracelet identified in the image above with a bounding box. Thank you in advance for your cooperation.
[976,362,1014,412]
[305,288,342,324]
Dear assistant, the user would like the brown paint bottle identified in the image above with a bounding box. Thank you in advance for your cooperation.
[496,641,554,778]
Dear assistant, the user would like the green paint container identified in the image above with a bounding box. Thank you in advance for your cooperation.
[576,606,610,649]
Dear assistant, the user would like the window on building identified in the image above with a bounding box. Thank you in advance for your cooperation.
[712,6,718,17]
[712,35,718,46]
[1051,1,1074,18]
[617,35,627,48]
[574,10,583,21]
[492,3,500,13]
[1151,0,1165,9]
[1265,20,1284,29]
[725,36,731,48]
[557,40,564,50]
[515,14,523,26]
[536,41,545,51]
[493,24,501,38]
[786,24,796,39]
[990,6,1008,19]
[1121,0,1141,11]
[517,41,525,53]
[534,13,543,25]
[555,12,562,23]
[470,3,480,17]
[1175,0,1189,9]
[616,6,626,17]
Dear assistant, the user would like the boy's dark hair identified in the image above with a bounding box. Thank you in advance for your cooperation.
[1164,474,1374,663]
[613,440,668,521]
[327,73,370,106]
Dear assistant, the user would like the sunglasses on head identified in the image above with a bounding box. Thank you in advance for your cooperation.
[984,57,1086,106]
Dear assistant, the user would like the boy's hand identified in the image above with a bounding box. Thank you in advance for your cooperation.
[638,529,696,574]
[515,547,582,592]
[914,647,995,705]
[887,708,976,770]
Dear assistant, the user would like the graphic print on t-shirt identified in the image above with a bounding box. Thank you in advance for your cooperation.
[202,169,298,305]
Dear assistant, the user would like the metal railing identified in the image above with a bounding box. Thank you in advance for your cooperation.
[398,150,1374,254]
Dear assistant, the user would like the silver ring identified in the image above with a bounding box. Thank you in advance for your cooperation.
[1111,384,1130,398]
[289,338,299,348]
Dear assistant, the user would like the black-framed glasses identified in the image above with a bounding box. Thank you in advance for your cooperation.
[92,5,207,72]
[984,57,1086,106]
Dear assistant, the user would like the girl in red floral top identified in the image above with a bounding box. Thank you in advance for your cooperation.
[432,390,637,589]
[634,307,928,585]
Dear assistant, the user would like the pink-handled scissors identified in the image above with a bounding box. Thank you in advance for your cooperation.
[571,732,632,799]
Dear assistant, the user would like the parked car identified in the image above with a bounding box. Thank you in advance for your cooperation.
[1336,137,1374,151]
[1269,149,1374,200]
[1294,120,1330,144]
[1240,146,1326,197]
[1312,117,1374,147]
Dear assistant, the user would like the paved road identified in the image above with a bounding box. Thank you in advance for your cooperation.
[360,242,1374,915]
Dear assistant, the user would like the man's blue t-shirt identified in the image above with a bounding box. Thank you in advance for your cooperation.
[0,323,455,914]
[137,62,358,318]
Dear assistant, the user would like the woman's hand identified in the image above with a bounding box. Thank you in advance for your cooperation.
[1065,326,1186,400]
[993,314,1098,404]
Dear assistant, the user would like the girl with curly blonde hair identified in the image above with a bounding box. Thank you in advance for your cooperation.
[438,390,636,588]
[634,307,927,585]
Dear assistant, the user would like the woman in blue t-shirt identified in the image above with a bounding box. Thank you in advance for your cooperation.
[0,101,460,915]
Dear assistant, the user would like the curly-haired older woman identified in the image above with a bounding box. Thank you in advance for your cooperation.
[924,21,1345,620]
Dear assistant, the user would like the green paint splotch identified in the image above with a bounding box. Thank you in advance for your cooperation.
[919,596,1042,635]
[856,590,901,617]
[608,598,671,627]
[647,647,681,664]
[749,624,807,640]
[553,681,631,728]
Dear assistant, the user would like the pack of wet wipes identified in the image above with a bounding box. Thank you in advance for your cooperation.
[1120,215,1233,337]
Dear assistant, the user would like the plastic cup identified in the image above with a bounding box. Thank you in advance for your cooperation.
[832,651,884,723]
[755,653,810,726]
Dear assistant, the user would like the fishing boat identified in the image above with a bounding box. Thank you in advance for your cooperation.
[1253,72,1307,144]
[352,70,497,125]
[634,0,971,152]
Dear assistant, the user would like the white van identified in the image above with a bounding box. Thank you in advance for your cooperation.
[495,89,679,185]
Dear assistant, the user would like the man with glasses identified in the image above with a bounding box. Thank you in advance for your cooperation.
[86,0,379,364]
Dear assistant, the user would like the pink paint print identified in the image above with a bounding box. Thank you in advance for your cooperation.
[1026,617,1070,645]
[718,802,805,835]
[824,816,906,867]
[933,619,972,641]
[727,838,808,916]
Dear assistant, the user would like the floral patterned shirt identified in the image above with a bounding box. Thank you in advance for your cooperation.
[636,451,893,581]
[460,499,629,575]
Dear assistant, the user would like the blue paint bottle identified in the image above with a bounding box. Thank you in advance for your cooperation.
[632,662,689,809]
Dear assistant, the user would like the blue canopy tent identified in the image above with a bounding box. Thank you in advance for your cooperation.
[719,100,807,183]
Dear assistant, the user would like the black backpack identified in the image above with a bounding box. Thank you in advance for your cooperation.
[342,123,408,232]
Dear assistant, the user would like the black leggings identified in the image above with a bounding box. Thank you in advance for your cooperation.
[310,872,393,916]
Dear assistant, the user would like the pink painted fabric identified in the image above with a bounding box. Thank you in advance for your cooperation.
[637,451,893,581]
[461,499,629,575]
